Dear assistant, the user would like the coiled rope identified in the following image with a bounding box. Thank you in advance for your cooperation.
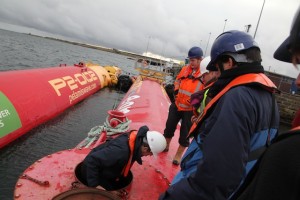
[77,116,131,148]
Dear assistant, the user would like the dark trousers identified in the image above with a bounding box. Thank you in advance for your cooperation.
[163,103,192,147]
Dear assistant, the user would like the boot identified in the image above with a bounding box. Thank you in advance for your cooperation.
[172,145,186,165]
[163,138,172,152]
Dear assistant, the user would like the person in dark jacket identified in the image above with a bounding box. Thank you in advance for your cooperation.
[274,6,300,128]
[159,31,280,200]
[80,125,166,190]
[230,6,300,200]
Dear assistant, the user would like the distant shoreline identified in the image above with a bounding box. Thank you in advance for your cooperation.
[24,31,182,67]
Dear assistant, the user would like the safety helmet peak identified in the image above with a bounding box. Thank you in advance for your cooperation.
[188,46,204,59]
[200,56,211,74]
[274,6,300,63]
[146,131,166,158]
[209,30,259,69]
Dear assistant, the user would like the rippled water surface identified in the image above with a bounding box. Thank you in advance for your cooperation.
[0,29,136,200]
[0,29,291,200]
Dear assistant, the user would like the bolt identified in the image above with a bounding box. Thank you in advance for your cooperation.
[15,194,21,198]
[16,183,22,187]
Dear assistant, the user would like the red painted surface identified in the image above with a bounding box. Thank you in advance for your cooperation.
[0,66,104,148]
[116,78,181,185]
[14,77,181,199]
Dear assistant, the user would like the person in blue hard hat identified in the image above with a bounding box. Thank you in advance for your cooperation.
[229,6,300,200]
[163,46,204,165]
[159,30,280,200]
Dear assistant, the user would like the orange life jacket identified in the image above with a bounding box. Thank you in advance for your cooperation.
[121,130,137,177]
[188,73,278,137]
[174,65,203,111]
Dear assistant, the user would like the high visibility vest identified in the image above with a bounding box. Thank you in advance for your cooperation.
[174,65,203,111]
[121,130,137,177]
[188,73,278,137]
[197,89,210,114]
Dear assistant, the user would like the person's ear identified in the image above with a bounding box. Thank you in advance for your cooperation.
[141,145,149,153]
[228,57,234,67]
[223,57,235,70]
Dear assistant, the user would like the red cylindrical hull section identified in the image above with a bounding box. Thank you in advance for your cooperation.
[0,66,104,148]
[116,78,180,197]
[116,78,170,132]
[14,77,181,199]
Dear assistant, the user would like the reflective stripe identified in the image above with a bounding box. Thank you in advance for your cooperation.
[193,81,202,93]
[178,89,192,96]
[178,103,191,109]
[175,65,202,111]
[178,81,202,97]
[197,89,209,113]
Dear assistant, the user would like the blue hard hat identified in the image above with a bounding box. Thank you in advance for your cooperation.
[188,46,203,59]
[207,30,259,70]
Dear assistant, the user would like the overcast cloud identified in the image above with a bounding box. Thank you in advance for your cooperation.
[0,0,299,78]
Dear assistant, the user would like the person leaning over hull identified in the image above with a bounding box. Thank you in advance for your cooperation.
[79,125,166,190]
[163,46,204,165]
[159,30,280,200]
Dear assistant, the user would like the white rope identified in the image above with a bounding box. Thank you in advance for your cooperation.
[77,117,131,148]
[103,116,131,136]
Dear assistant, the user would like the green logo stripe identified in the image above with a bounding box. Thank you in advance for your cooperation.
[0,92,22,137]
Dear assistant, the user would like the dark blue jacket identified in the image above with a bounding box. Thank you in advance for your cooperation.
[81,126,148,189]
[160,85,280,200]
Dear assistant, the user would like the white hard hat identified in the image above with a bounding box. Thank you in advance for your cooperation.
[146,131,166,158]
[200,56,211,74]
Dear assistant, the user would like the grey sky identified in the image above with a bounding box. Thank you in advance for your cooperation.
[0,0,299,78]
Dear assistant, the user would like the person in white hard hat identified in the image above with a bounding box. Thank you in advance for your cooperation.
[199,56,220,86]
[190,56,220,119]
[79,125,166,190]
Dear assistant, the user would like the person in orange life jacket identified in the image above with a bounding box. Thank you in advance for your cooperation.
[159,31,280,200]
[163,46,204,165]
[230,8,300,200]
[190,56,220,123]
[80,125,166,190]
